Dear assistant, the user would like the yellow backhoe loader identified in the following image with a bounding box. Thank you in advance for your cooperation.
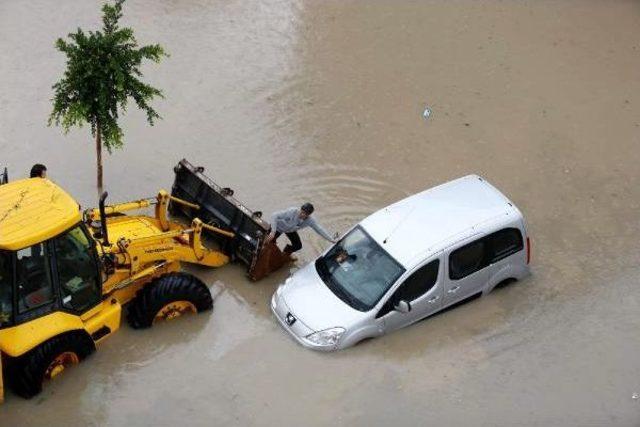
[0,160,288,401]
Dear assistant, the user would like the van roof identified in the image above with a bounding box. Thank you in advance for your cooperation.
[0,179,81,250]
[360,175,521,268]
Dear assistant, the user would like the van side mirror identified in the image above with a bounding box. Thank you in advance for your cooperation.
[394,300,411,314]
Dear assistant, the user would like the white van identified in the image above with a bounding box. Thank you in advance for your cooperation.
[271,175,531,351]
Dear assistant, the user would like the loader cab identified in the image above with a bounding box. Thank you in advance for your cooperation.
[0,179,103,330]
[0,223,103,328]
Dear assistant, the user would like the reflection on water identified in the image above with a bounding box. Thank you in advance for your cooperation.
[2,0,640,425]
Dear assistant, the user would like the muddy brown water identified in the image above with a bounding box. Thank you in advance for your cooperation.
[1,0,640,425]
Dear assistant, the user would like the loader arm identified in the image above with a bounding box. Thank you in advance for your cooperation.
[85,188,234,269]
[99,216,234,298]
[83,189,238,300]
[86,190,199,233]
[114,219,232,270]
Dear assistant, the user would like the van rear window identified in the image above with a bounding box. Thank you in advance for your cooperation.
[449,228,524,280]
[487,228,523,263]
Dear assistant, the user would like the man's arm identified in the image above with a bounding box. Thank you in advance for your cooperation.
[307,217,335,242]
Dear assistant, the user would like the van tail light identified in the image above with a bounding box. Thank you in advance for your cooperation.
[526,237,531,264]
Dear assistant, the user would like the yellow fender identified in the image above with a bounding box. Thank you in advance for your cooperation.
[0,313,88,358]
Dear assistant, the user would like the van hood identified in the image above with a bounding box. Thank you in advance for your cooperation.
[280,262,364,332]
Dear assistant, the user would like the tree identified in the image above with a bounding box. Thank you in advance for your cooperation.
[49,0,167,193]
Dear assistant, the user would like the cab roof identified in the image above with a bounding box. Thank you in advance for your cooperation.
[0,178,81,250]
[360,175,522,268]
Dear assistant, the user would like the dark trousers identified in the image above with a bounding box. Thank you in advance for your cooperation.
[274,231,302,254]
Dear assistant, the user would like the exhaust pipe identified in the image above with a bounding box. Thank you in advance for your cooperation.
[0,167,8,185]
[99,191,110,246]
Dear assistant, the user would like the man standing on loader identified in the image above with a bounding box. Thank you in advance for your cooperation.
[268,203,336,256]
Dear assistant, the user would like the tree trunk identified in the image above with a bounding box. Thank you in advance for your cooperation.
[96,129,103,195]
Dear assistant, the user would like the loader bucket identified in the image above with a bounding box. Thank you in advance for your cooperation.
[170,159,289,281]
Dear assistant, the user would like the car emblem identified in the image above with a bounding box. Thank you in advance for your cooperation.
[285,312,296,326]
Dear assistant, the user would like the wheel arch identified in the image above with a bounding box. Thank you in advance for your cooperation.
[485,277,519,294]
[7,329,95,399]
[0,312,92,358]
[339,325,381,350]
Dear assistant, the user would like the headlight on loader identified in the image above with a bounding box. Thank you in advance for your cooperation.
[305,327,345,347]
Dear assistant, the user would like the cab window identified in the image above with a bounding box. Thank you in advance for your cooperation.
[0,251,13,327]
[395,259,440,302]
[449,239,486,280]
[16,242,55,313]
[377,259,440,318]
[53,225,101,312]
[487,228,523,263]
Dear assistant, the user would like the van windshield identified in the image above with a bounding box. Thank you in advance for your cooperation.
[315,226,405,311]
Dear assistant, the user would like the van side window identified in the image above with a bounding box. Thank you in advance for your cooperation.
[487,228,523,263]
[396,260,439,302]
[449,240,486,280]
[376,259,439,318]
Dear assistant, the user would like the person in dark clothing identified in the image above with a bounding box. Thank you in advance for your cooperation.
[335,249,357,264]
[328,249,358,273]
[30,164,47,178]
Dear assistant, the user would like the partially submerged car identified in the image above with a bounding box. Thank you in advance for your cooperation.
[271,175,530,351]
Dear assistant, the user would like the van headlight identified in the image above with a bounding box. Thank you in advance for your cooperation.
[305,327,346,346]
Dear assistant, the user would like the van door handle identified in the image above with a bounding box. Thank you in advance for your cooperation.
[447,286,460,294]
[427,296,439,303]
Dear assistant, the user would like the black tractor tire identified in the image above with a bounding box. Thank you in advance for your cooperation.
[126,272,213,329]
[9,331,95,399]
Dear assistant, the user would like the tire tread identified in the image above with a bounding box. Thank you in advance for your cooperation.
[126,272,213,329]
[9,331,94,399]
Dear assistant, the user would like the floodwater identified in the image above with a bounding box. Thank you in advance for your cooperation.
[1,0,640,425]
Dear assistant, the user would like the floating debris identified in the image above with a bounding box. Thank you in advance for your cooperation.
[422,106,432,120]
[633,392,639,400]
